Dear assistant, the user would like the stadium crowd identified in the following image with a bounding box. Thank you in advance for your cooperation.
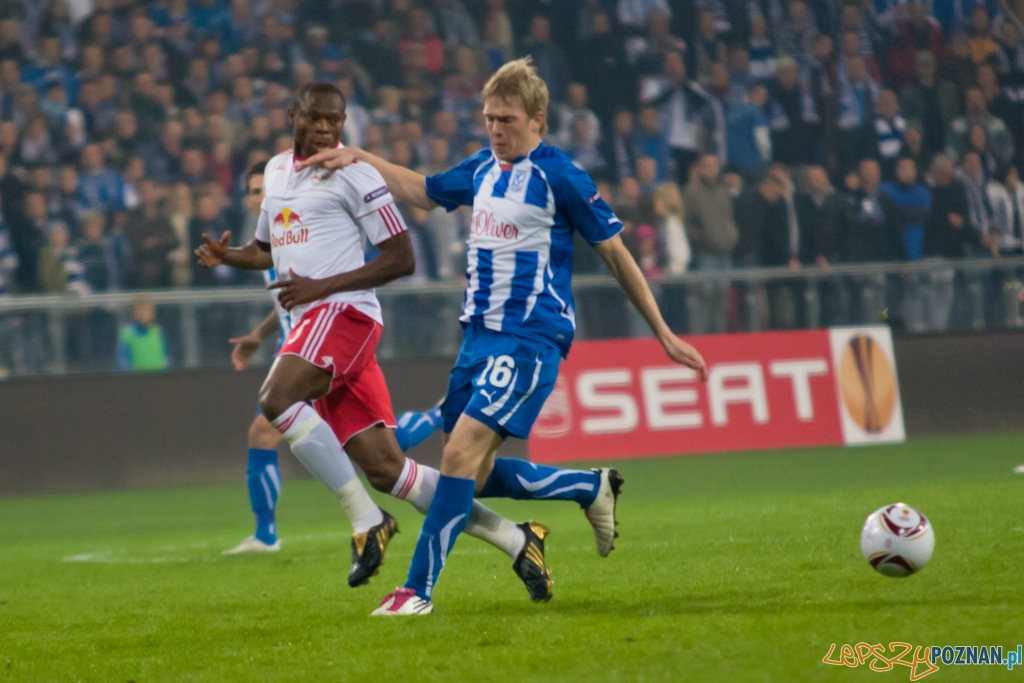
[0,0,1022,346]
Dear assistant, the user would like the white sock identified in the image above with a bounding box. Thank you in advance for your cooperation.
[272,403,383,533]
[391,458,526,558]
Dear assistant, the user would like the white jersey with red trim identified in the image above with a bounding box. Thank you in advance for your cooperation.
[255,147,408,324]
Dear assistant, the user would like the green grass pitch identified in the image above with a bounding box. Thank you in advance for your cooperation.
[1,433,1022,682]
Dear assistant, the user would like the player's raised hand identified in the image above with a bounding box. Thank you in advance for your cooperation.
[229,332,262,370]
[660,335,708,382]
[294,147,361,171]
[195,231,232,267]
[267,269,328,311]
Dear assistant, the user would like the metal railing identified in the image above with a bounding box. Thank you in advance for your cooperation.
[0,256,1021,378]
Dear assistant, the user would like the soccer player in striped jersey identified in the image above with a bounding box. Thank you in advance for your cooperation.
[199,85,553,601]
[297,59,707,615]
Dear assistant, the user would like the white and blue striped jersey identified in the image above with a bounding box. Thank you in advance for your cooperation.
[426,142,623,356]
[262,266,293,345]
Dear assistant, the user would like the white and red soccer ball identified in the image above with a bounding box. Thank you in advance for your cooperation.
[860,503,935,577]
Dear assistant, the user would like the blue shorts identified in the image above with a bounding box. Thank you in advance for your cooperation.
[441,325,561,440]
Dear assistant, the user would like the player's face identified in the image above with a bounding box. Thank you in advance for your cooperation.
[290,92,345,158]
[483,97,544,162]
[246,174,263,213]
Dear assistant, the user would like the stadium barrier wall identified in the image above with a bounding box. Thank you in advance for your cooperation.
[0,330,1020,496]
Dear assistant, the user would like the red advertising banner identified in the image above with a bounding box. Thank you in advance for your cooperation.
[527,327,904,463]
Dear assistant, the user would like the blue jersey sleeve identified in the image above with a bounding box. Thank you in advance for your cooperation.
[552,161,623,245]
[424,149,493,212]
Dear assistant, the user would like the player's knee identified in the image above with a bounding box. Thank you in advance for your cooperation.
[257,389,289,423]
[363,463,398,493]
[441,442,478,478]
[248,418,280,449]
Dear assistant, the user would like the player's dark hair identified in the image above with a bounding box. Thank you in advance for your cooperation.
[292,82,346,111]
[247,160,267,180]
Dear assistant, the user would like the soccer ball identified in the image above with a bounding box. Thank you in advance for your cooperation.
[860,503,935,577]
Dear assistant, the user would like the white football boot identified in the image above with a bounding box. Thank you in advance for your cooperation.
[584,468,624,557]
[370,587,433,616]
[222,536,281,555]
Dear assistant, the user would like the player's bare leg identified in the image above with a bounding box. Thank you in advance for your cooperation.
[345,423,552,600]
[259,353,392,585]
[223,414,284,555]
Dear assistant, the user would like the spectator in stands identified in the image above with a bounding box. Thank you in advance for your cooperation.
[797,165,846,268]
[553,83,602,149]
[881,156,931,264]
[956,151,998,255]
[683,153,738,333]
[77,211,121,293]
[779,0,819,74]
[768,56,820,167]
[0,202,18,295]
[976,64,1024,169]
[167,183,193,289]
[692,9,726,86]
[899,51,961,156]
[36,222,85,294]
[837,55,877,173]
[117,295,169,371]
[603,109,640,183]
[521,15,571,103]
[566,115,608,175]
[967,4,1000,65]
[887,0,949,91]
[636,156,659,192]
[643,51,712,184]
[986,164,1024,255]
[634,106,671,180]
[77,143,124,214]
[875,89,906,179]
[653,181,691,275]
[923,155,975,329]
[726,82,772,176]
[844,158,902,263]
[747,14,778,82]
[123,180,177,290]
[902,121,933,179]
[946,86,1015,166]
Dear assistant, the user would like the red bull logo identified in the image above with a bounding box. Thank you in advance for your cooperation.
[271,228,309,248]
[272,207,302,228]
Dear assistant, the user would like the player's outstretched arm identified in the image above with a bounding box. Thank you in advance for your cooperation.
[594,235,708,381]
[295,147,437,211]
[195,232,273,271]
[269,232,415,311]
[229,311,280,371]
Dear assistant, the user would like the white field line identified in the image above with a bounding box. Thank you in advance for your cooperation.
[60,535,681,564]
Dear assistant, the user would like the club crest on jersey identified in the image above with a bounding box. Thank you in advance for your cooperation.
[273,207,302,228]
[510,169,528,193]
[311,169,333,186]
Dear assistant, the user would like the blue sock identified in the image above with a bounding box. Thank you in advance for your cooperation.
[479,458,601,508]
[246,448,280,544]
[395,407,442,452]
[404,475,475,600]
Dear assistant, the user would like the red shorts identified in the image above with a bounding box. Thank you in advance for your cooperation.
[279,302,396,445]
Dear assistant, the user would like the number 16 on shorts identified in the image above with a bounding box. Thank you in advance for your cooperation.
[460,339,561,440]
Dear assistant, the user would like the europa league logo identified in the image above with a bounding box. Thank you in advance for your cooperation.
[839,335,898,434]
[533,376,572,438]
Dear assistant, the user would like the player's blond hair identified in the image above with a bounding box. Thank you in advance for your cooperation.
[481,56,549,136]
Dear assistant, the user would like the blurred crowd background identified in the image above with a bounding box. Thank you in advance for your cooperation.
[0,0,1022,374]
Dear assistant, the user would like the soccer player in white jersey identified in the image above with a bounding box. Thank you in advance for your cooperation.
[222,161,447,555]
[197,83,554,599]
[297,60,708,616]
